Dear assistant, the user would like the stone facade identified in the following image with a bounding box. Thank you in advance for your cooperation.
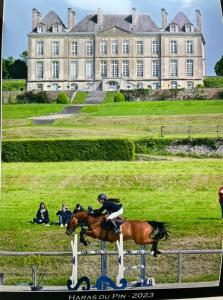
[27,8,205,91]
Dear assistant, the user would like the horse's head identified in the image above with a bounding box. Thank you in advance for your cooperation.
[66,211,90,236]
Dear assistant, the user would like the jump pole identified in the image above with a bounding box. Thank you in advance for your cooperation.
[70,234,78,287]
[116,233,124,286]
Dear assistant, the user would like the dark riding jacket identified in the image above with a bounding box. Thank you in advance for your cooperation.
[36,209,49,223]
[94,200,122,215]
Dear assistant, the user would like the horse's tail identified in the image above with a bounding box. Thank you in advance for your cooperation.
[147,221,169,240]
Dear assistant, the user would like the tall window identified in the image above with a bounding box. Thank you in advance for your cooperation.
[170,41,177,54]
[152,60,160,77]
[185,25,192,32]
[52,61,59,79]
[71,61,77,79]
[86,40,93,55]
[137,61,143,77]
[122,41,129,55]
[36,41,44,55]
[111,41,118,55]
[86,60,93,79]
[122,61,129,77]
[111,61,119,78]
[100,61,107,78]
[36,61,43,79]
[52,41,59,55]
[100,42,107,55]
[186,41,193,54]
[186,59,194,76]
[71,41,77,56]
[170,60,178,77]
[152,40,159,55]
[136,41,143,55]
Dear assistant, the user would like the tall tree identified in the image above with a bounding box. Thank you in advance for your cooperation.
[215,55,223,76]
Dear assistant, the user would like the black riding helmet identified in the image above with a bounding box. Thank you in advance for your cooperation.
[97,194,107,201]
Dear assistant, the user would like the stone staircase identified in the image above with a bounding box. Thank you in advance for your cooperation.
[85,91,105,104]
[62,105,83,114]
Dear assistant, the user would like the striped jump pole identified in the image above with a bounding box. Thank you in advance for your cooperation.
[70,234,78,287]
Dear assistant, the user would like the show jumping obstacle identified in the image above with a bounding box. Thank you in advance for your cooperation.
[67,233,155,291]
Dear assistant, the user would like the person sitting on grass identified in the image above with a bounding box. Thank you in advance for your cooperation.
[56,204,72,227]
[33,202,50,225]
[73,203,84,214]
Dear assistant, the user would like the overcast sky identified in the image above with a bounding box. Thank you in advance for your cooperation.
[2,0,223,75]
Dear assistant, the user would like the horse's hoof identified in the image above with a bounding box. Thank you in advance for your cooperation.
[151,251,157,257]
[84,241,90,246]
[156,250,162,255]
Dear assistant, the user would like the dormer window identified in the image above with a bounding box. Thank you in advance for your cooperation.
[185,24,193,33]
[52,25,60,33]
[170,25,178,33]
[37,25,44,33]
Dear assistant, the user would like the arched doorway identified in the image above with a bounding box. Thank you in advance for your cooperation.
[107,81,119,91]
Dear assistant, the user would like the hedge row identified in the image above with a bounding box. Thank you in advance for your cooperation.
[204,77,223,88]
[2,139,135,162]
[2,79,26,91]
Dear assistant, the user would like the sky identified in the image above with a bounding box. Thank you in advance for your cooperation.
[2,0,223,75]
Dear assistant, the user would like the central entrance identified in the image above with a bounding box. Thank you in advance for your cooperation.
[107,81,118,91]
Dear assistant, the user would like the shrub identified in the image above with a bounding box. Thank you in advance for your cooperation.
[8,94,17,104]
[114,92,125,102]
[121,89,151,101]
[16,91,50,103]
[56,92,69,104]
[196,84,205,89]
[204,77,223,88]
[2,139,135,162]
[2,79,26,91]
[218,90,223,99]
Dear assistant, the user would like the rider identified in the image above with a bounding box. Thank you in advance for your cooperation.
[94,194,123,234]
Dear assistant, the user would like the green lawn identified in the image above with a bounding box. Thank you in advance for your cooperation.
[73,91,88,104]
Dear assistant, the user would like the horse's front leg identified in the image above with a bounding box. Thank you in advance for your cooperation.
[80,229,90,246]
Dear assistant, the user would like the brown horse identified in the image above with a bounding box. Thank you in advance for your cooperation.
[66,211,169,256]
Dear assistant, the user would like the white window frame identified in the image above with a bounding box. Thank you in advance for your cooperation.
[152,82,160,90]
[152,60,160,77]
[111,60,119,78]
[171,81,178,89]
[152,40,159,55]
[122,60,129,78]
[86,60,93,79]
[122,41,129,55]
[100,42,107,55]
[86,40,93,55]
[37,83,43,91]
[70,61,78,80]
[36,41,44,56]
[170,40,177,54]
[187,81,194,89]
[52,41,59,55]
[52,61,59,79]
[71,41,77,56]
[52,25,60,33]
[136,41,143,55]
[100,61,107,78]
[137,61,143,77]
[36,61,44,79]
[186,41,193,54]
[170,60,178,77]
[185,25,193,32]
[186,59,194,76]
[170,25,177,32]
[52,83,59,91]
[111,41,118,55]
[37,25,44,33]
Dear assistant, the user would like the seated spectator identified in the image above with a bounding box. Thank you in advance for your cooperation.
[33,202,50,225]
[73,203,84,214]
[56,204,72,227]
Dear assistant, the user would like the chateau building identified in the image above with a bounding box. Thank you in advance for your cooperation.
[27,8,205,91]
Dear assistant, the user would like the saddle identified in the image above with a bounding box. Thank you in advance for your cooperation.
[100,217,124,233]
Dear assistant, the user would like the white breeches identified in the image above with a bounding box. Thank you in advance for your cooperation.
[107,207,123,220]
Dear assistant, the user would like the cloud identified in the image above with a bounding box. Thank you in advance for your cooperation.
[65,0,133,13]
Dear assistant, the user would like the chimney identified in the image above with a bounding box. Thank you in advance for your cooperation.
[67,8,76,30]
[195,9,202,32]
[32,8,41,30]
[132,8,136,26]
[161,8,168,30]
[97,8,103,26]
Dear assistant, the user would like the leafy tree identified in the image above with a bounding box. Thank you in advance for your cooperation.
[9,59,27,79]
[2,57,14,79]
[20,51,28,64]
[215,55,223,76]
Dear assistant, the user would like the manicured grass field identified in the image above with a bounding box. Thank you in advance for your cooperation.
[1,159,222,284]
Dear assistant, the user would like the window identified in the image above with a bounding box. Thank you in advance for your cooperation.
[152,40,159,55]
[137,61,143,77]
[36,41,44,55]
[111,41,118,55]
[71,61,77,79]
[186,59,194,76]
[37,83,43,91]
[86,40,93,55]
[136,41,143,55]
[86,60,93,79]
[170,25,177,32]
[71,41,77,56]
[122,41,129,55]
[52,61,59,79]
[170,60,178,77]
[70,83,78,90]
[37,25,44,33]
[186,41,193,54]
[100,42,107,55]
[52,25,59,33]
[111,61,119,78]
[185,25,192,32]
[52,41,59,55]
[100,61,107,78]
[152,60,160,77]
[52,83,59,91]
[36,61,43,79]
[122,61,129,78]
[152,82,160,90]
[170,41,177,54]
[187,81,194,89]
[171,81,178,89]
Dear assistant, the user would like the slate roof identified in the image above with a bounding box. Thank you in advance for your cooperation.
[170,11,194,30]
[33,10,67,32]
[70,13,160,33]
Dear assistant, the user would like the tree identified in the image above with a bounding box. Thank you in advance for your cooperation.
[9,59,27,79]
[215,55,223,76]
[2,57,14,79]
[20,51,28,64]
